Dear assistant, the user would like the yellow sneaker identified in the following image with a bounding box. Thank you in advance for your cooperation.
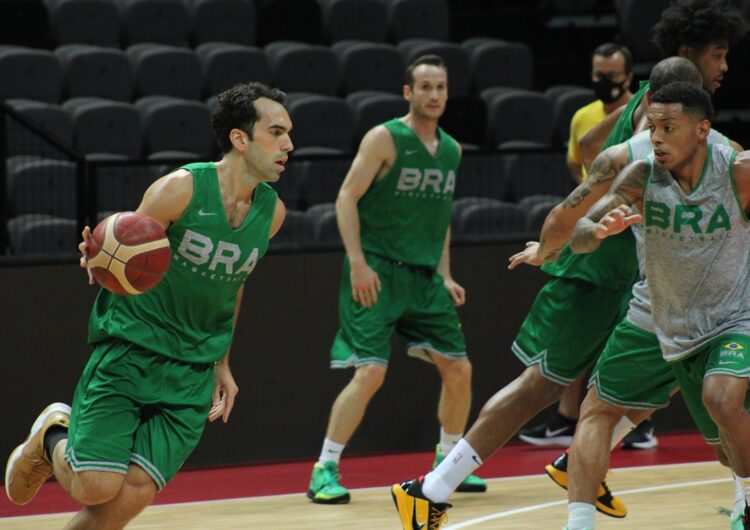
[391,477,452,530]
[5,403,71,505]
[545,449,627,518]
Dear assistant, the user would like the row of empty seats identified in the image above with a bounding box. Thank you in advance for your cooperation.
[0,38,535,102]
[5,150,575,222]
[5,84,596,161]
[3,0,454,48]
[7,194,564,255]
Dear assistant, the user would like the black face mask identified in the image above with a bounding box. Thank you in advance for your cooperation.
[592,76,627,104]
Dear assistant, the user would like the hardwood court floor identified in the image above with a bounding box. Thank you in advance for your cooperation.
[2,461,734,529]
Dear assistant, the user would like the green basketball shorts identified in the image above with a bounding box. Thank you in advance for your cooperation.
[513,277,632,384]
[589,319,676,409]
[331,253,467,368]
[65,338,214,490]
[670,334,750,444]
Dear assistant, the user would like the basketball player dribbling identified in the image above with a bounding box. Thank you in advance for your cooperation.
[5,82,291,530]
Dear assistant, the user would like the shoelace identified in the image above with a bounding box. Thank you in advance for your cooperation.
[429,506,448,528]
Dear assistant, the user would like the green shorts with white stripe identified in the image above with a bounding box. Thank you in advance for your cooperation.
[670,333,750,445]
[66,338,213,490]
[589,319,676,410]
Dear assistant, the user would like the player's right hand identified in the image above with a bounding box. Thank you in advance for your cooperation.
[78,226,95,285]
[350,260,381,308]
[508,241,543,269]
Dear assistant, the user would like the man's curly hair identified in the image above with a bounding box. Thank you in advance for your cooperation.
[652,0,747,57]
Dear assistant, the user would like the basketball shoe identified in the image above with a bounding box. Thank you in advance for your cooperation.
[730,504,750,529]
[545,449,627,518]
[432,444,487,492]
[622,418,658,450]
[391,477,452,530]
[6,402,71,505]
[518,411,577,447]
[307,461,350,504]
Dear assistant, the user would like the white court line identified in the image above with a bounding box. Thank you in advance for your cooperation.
[444,476,731,529]
[2,460,724,522]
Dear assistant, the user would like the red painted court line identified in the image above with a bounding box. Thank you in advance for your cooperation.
[0,432,715,518]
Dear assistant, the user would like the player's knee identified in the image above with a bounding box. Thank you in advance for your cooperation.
[353,364,387,393]
[71,470,125,505]
[122,468,157,513]
[520,365,564,401]
[702,377,748,425]
[579,392,623,426]
[440,358,472,386]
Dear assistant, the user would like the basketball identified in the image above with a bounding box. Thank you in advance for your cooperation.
[86,211,171,295]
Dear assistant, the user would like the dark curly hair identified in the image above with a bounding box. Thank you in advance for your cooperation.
[212,82,287,154]
[652,0,747,57]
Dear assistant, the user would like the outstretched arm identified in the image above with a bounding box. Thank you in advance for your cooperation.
[508,144,629,269]
[569,159,649,254]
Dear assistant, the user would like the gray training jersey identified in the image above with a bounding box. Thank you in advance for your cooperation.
[642,142,750,361]
[625,130,731,334]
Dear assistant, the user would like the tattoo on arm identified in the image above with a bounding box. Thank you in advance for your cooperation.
[587,160,648,222]
[569,160,649,253]
[562,151,621,210]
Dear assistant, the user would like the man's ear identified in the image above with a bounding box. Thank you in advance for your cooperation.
[697,119,711,141]
[230,128,248,151]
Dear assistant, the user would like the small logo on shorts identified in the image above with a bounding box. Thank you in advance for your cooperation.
[720,342,745,358]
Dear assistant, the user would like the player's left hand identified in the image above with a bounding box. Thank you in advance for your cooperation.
[508,241,543,269]
[209,360,238,423]
[595,205,642,239]
[443,277,466,307]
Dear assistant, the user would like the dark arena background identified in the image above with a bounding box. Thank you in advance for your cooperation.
[1,0,748,527]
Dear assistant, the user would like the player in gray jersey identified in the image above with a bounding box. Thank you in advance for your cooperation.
[570,81,750,529]
[512,58,744,530]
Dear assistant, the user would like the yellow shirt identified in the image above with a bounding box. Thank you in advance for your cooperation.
[567,100,606,180]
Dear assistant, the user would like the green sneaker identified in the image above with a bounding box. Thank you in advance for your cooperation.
[730,507,748,529]
[433,444,487,493]
[307,461,350,504]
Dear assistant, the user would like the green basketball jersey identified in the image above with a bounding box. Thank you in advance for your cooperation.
[539,82,649,289]
[88,162,277,364]
[358,118,459,269]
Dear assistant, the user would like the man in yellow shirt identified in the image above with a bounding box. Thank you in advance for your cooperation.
[567,43,633,182]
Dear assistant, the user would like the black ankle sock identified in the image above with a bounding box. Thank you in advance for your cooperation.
[43,426,68,460]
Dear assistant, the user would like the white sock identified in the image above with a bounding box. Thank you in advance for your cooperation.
[734,473,746,517]
[439,427,462,456]
[567,502,596,529]
[737,473,750,511]
[422,438,482,503]
[318,438,345,465]
[610,417,636,450]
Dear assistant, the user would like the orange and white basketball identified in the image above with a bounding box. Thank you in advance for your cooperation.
[86,211,171,295]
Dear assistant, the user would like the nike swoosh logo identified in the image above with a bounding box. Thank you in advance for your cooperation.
[544,426,571,437]
[412,498,426,530]
[405,149,418,155]
[472,455,481,465]
[198,209,217,216]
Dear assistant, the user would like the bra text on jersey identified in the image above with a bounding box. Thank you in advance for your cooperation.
[177,229,259,275]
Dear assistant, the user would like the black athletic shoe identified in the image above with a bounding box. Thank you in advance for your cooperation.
[622,418,658,450]
[518,411,577,447]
